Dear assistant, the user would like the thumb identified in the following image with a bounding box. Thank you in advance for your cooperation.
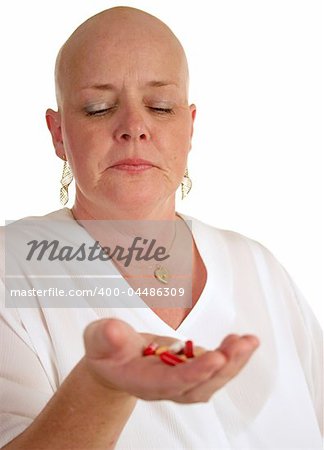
[84,318,137,360]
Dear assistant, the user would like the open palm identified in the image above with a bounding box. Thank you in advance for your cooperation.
[83,318,260,404]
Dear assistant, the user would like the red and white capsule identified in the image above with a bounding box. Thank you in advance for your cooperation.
[143,342,158,356]
[159,351,185,366]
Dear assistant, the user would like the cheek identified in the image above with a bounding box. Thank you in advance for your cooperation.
[158,115,192,147]
[62,120,100,154]
[159,128,190,180]
[61,122,102,183]
[164,119,192,161]
[62,117,111,161]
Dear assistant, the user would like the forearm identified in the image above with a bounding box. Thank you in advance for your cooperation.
[2,357,137,450]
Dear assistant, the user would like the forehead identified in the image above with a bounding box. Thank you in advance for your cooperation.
[60,29,186,94]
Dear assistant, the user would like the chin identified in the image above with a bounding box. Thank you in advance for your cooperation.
[106,188,162,210]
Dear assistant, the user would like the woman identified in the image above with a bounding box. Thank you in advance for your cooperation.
[0,6,322,449]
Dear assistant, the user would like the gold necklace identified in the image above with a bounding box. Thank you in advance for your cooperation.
[151,224,177,284]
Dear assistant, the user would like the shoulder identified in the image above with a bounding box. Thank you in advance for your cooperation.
[0,208,74,276]
[178,212,311,310]
[2,208,72,226]
[178,211,278,264]
[183,213,322,336]
[0,208,72,238]
[1,207,76,240]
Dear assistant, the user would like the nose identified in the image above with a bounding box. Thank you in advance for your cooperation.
[113,105,150,143]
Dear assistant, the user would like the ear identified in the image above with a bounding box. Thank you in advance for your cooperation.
[46,108,65,160]
[188,104,196,151]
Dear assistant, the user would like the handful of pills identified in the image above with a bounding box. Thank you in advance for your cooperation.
[143,339,201,366]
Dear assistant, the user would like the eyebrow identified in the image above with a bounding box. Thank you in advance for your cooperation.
[81,81,178,91]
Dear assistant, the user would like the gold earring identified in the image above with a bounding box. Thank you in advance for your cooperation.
[60,159,73,206]
[181,167,192,199]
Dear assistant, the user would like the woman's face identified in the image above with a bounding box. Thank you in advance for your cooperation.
[48,23,196,217]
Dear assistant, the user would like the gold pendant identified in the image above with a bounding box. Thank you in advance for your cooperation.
[154,266,169,284]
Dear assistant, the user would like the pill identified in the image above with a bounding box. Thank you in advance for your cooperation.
[169,340,185,354]
[143,342,158,356]
[155,346,170,355]
[184,340,194,358]
[160,351,185,366]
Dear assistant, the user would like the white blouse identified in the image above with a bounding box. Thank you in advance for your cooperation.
[0,208,322,449]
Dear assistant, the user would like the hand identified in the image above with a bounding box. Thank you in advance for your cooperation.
[83,318,260,404]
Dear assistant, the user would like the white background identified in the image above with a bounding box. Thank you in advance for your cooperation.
[0,1,323,324]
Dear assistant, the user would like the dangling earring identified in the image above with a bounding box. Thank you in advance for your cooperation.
[59,156,73,206]
[181,167,192,199]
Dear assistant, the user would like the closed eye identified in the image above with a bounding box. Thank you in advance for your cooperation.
[149,107,174,115]
[85,105,174,116]
[85,108,113,117]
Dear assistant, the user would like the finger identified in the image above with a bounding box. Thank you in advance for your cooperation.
[157,335,258,390]
[161,349,228,394]
[218,333,240,348]
[84,318,144,361]
[175,336,260,403]
[217,335,260,377]
[134,336,244,397]
[219,334,259,359]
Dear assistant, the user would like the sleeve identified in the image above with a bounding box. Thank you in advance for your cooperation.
[282,272,323,436]
[251,236,323,436]
[0,280,54,447]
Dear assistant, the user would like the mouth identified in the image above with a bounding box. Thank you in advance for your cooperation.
[110,158,156,173]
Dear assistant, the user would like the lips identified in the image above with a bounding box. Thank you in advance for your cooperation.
[110,158,155,172]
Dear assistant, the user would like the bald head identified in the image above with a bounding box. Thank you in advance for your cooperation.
[54,7,189,109]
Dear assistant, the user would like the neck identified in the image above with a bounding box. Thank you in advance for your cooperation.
[69,195,184,262]
[71,193,178,221]
[68,195,193,293]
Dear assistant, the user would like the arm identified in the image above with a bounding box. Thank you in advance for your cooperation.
[2,357,136,450]
[1,318,259,450]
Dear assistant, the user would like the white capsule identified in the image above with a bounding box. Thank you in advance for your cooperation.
[169,340,185,354]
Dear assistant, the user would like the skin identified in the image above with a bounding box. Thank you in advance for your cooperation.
[3,7,260,449]
[3,319,259,450]
[47,6,195,221]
